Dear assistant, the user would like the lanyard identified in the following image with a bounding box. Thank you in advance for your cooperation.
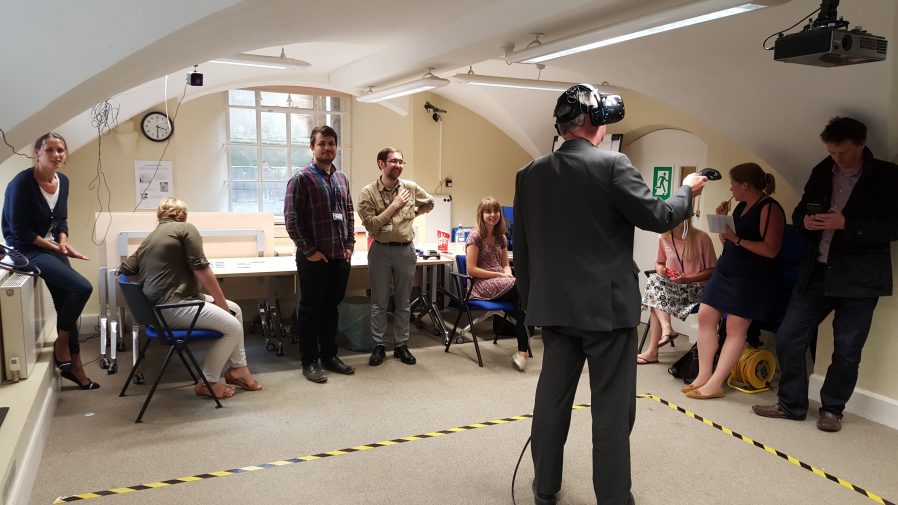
[311,164,338,211]
[668,232,686,273]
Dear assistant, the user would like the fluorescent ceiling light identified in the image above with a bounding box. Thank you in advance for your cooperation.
[508,1,787,64]
[453,73,576,92]
[210,48,310,71]
[356,71,449,103]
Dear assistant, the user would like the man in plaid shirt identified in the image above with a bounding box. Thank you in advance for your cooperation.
[284,125,356,383]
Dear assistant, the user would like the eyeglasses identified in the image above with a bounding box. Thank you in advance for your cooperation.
[386,159,405,165]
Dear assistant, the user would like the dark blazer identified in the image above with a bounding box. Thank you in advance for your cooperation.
[2,167,70,252]
[513,138,694,332]
[792,147,898,298]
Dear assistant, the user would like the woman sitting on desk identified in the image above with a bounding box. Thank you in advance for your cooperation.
[119,198,262,399]
[638,217,717,365]
[1,132,97,390]
[465,197,530,371]
[685,163,784,400]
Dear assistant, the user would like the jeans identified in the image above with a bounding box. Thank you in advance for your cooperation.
[26,249,92,355]
[776,263,878,418]
[295,255,351,365]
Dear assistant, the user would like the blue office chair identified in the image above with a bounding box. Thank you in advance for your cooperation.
[117,274,225,423]
[444,254,527,367]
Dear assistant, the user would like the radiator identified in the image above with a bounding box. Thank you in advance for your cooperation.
[0,272,55,382]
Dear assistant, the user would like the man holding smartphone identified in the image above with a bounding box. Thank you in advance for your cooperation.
[753,117,898,432]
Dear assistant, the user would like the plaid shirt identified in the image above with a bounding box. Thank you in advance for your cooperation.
[284,163,355,260]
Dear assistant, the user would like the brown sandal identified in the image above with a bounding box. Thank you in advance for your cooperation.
[194,382,236,399]
[224,370,263,391]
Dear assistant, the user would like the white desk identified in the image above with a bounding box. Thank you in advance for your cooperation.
[103,252,453,372]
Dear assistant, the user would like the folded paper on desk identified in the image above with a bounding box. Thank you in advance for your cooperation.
[706,214,735,234]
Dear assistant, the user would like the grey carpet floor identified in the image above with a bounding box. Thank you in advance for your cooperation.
[29,320,898,505]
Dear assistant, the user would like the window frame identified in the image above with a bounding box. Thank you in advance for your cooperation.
[225,88,350,216]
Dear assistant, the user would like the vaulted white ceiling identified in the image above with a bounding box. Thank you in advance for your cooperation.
[2,0,895,190]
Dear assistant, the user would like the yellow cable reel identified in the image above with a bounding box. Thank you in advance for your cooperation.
[727,345,777,394]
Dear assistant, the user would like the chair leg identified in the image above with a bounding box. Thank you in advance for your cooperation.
[174,347,199,383]
[135,345,177,423]
[638,318,651,353]
[445,310,465,352]
[120,337,152,397]
[525,324,533,358]
[181,344,223,410]
[465,305,483,367]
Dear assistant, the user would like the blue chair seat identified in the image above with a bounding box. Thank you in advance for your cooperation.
[117,274,226,423]
[444,254,527,367]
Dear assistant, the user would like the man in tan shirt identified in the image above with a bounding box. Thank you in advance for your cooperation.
[357,147,434,366]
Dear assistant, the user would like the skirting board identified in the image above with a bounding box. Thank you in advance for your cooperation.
[4,374,57,505]
[808,374,898,430]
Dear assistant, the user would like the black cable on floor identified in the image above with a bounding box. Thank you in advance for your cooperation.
[511,435,531,505]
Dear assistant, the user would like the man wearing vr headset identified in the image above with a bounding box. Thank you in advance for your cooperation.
[514,84,707,505]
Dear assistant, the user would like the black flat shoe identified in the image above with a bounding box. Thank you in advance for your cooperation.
[394,345,417,365]
[321,356,355,375]
[60,369,100,390]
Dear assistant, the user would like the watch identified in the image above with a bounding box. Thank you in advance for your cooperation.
[140,112,174,142]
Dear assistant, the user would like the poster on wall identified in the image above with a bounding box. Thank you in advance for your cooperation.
[134,160,173,210]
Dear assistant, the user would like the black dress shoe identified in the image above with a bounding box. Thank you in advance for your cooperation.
[321,356,356,375]
[817,411,842,432]
[752,404,805,421]
[302,362,327,383]
[369,345,386,366]
[394,345,416,365]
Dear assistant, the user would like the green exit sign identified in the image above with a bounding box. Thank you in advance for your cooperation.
[652,166,672,200]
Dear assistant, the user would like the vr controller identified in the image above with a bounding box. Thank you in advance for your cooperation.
[698,167,722,180]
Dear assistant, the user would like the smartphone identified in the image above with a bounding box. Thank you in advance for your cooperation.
[806,203,825,215]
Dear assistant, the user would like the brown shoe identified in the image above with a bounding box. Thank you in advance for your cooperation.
[752,404,805,421]
[816,412,842,432]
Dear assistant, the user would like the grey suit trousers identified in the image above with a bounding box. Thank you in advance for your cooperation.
[531,326,637,505]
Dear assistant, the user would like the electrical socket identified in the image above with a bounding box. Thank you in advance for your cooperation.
[445,177,453,187]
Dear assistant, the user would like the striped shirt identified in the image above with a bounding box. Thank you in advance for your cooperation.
[284,163,355,259]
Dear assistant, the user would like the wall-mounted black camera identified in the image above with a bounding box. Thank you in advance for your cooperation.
[424,101,447,122]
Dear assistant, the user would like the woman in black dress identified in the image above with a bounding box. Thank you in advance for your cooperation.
[685,163,785,399]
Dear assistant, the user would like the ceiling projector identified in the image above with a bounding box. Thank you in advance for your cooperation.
[774,27,887,66]
[773,0,887,67]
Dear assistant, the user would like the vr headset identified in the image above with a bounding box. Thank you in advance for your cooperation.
[554,83,625,134]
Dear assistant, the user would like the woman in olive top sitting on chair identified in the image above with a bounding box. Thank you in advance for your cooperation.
[119,198,262,399]
[465,197,530,371]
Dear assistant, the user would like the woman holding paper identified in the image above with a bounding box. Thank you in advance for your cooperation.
[684,163,785,399]
[637,218,717,364]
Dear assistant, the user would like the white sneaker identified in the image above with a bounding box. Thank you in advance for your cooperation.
[512,353,527,372]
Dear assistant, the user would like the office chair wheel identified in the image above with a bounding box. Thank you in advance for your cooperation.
[266,341,276,352]
[432,327,442,337]
[107,363,118,375]
[132,372,144,385]
[455,336,465,344]
[100,357,110,369]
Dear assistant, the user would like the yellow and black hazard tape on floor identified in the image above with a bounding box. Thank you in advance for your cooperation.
[638,393,895,505]
[53,402,591,503]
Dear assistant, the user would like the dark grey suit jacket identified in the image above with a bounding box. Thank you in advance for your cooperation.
[513,138,694,332]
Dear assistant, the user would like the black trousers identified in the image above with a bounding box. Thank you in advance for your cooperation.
[775,263,878,418]
[531,326,636,505]
[26,249,92,355]
[491,283,529,352]
[295,256,351,366]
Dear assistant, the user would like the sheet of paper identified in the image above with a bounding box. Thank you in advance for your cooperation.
[706,214,735,233]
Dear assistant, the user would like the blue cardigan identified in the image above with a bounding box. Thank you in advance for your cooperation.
[2,167,70,252]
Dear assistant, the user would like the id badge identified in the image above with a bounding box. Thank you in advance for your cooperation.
[381,224,394,233]
[332,212,344,222]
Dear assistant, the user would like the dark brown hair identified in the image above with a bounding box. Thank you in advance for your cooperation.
[376,147,402,164]
[820,116,866,145]
[32,132,67,156]
[310,125,338,146]
[730,162,776,195]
